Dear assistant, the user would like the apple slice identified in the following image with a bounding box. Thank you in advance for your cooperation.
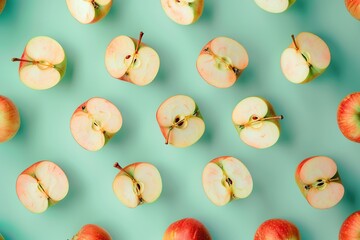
[72,224,112,240]
[70,97,122,151]
[66,0,112,24]
[281,32,331,84]
[232,96,283,149]
[196,37,249,88]
[12,36,67,90]
[345,0,360,20]
[0,0,6,14]
[337,92,360,143]
[339,211,360,240]
[202,156,253,206]
[113,162,162,208]
[105,32,160,86]
[254,0,296,13]
[16,161,69,213]
[295,156,344,209]
[156,95,205,148]
[0,96,21,143]
[161,0,204,25]
[254,219,301,240]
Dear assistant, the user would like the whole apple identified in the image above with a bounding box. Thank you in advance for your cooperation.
[337,92,360,143]
[163,218,212,240]
[72,224,111,240]
[339,211,360,240]
[254,219,301,240]
[0,0,6,14]
[345,0,360,20]
[0,96,20,143]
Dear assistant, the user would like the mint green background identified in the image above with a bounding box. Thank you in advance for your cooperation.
[0,1,359,239]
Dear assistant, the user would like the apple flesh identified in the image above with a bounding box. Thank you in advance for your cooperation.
[113,162,162,208]
[16,160,69,213]
[66,0,112,24]
[280,32,331,84]
[202,156,253,206]
[163,218,212,240]
[232,96,283,149]
[70,97,122,151]
[254,0,296,13]
[161,0,204,25]
[345,0,360,20]
[295,156,344,209]
[0,0,6,14]
[105,32,160,86]
[156,95,205,147]
[72,224,111,240]
[339,211,360,240]
[0,96,20,143]
[12,36,67,90]
[196,37,249,88]
[254,219,301,240]
[337,92,360,143]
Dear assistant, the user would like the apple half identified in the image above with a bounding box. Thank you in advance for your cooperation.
[12,36,67,90]
[113,162,162,208]
[105,32,160,86]
[160,0,204,25]
[202,156,253,206]
[339,211,360,240]
[66,0,112,24]
[232,96,283,149]
[345,0,360,20]
[156,95,205,147]
[70,97,122,151]
[72,224,112,240]
[0,96,21,143]
[196,37,249,88]
[16,160,69,213]
[337,92,360,143]
[254,219,301,240]
[163,218,212,240]
[295,156,345,209]
[0,0,6,14]
[281,32,330,84]
[254,0,296,13]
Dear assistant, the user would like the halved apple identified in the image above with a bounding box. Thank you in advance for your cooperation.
[280,32,331,84]
[105,32,160,86]
[0,0,6,14]
[202,156,253,206]
[161,0,204,25]
[337,92,360,143]
[0,96,21,143]
[339,211,360,240]
[232,96,283,149]
[156,95,205,148]
[66,0,112,24]
[295,156,345,209]
[16,160,69,213]
[113,162,162,208]
[70,97,122,151]
[196,37,249,88]
[254,0,296,13]
[12,36,66,90]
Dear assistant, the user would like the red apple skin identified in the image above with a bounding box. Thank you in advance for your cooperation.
[0,96,20,143]
[345,0,360,20]
[72,224,112,240]
[339,211,360,240]
[337,92,360,143]
[163,218,212,240]
[254,219,301,240]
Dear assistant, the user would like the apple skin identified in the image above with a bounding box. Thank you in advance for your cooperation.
[345,0,360,20]
[255,0,296,13]
[163,218,212,240]
[337,92,360,143]
[339,211,360,240]
[0,0,6,14]
[0,96,20,143]
[72,224,112,240]
[254,219,300,240]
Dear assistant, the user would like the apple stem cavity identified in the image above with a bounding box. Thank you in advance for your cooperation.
[114,162,123,171]
[12,57,54,69]
[239,115,284,129]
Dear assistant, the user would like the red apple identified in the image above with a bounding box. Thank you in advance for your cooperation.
[0,96,20,143]
[339,211,360,240]
[0,0,6,14]
[72,224,112,240]
[254,219,301,240]
[337,92,360,143]
[345,0,360,20]
[163,218,212,240]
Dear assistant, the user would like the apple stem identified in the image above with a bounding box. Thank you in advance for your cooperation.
[135,32,144,55]
[165,127,173,145]
[240,115,284,129]
[12,57,54,68]
[291,34,299,50]
[113,162,123,170]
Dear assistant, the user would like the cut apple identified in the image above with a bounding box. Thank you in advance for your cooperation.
[295,156,344,209]
[254,0,296,13]
[113,162,162,208]
[16,161,69,213]
[202,156,253,206]
[105,32,160,86]
[339,211,360,240]
[161,0,204,25]
[66,0,112,24]
[0,96,21,143]
[337,92,360,143]
[70,97,122,151]
[196,37,249,88]
[156,95,205,147]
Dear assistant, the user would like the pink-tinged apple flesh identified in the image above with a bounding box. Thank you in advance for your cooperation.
[232,97,283,149]
[72,224,112,240]
[12,36,66,90]
[113,162,162,208]
[254,0,296,13]
[163,218,212,240]
[280,32,330,84]
[66,0,112,24]
[156,95,205,147]
[339,211,360,240]
[0,0,6,14]
[254,219,301,240]
[202,156,253,206]
[0,96,20,143]
[161,0,204,25]
[16,161,69,213]
[196,37,249,88]
[337,92,360,143]
[70,97,122,151]
[295,156,344,209]
[105,32,160,86]
[345,0,360,20]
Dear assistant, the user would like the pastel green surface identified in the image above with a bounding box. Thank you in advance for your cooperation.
[0,1,359,239]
